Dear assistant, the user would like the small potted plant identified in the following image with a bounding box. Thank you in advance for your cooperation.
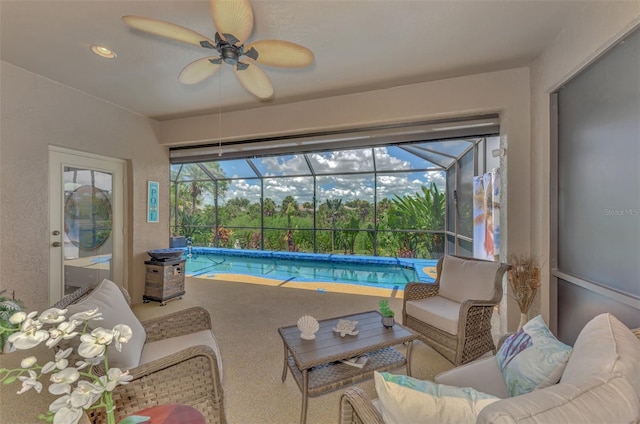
[0,290,24,353]
[378,299,395,329]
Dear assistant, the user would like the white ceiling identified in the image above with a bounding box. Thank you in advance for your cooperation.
[1,1,587,121]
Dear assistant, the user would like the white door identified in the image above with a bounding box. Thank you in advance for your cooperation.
[49,147,126,305]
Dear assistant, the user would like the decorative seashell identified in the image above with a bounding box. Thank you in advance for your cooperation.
[297,315,319,340]
[333,319,359,337]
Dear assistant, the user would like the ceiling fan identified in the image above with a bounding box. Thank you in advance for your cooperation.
[122,0,314,99]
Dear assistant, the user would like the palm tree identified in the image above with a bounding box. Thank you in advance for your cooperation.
[169,182,191,234]
[285,202,297,228]
[171,163,229,245]
[326,198,343,252]
[341,215,360,254]
[281,196,298,218]
[176,163,228,215]
[263,198,276,217]
[391,183,445,257]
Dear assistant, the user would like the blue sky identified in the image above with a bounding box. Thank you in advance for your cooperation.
[217,147,445,206]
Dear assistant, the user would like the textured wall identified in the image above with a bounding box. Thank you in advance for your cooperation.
[0,62,169,310]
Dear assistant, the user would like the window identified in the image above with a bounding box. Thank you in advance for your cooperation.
[170,120,500,259]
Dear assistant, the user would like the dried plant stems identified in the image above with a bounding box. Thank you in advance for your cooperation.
[507,254,541,315]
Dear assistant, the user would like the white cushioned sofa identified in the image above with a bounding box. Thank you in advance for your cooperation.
[340,313,640,424]
[54,279,225,424]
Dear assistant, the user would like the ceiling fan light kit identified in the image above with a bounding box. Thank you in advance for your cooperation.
[122,0,314,99]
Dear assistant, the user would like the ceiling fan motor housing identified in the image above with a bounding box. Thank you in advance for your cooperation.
[220,45,239,65]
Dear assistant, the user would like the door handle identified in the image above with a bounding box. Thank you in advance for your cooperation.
[52,241,62,247]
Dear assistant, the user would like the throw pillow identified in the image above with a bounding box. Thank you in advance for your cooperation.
[374,372,500,424]
[495,315,572,397]
[66,279,146,370]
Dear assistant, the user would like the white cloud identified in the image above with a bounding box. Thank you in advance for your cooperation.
[308,149,376,174]
[214,148,445,205]
[424,171,446,189]
[221,179,261,205]
[218,172,446,206]
[257,155,310,176]
[373,148,411,170]
[264,177,314,205]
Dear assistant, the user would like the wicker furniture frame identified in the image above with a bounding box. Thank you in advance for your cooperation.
[402,255,511,366]
[278,310,418,424]
[53,287,225,424]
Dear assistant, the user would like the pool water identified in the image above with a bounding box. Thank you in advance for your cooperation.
[183,248,435,290]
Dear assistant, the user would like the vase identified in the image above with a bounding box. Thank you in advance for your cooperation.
[381,316,395,329]
[517,312,529,330]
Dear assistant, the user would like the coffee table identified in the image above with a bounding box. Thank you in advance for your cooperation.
[278,310,419,424]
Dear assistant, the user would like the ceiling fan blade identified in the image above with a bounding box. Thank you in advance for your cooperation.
[210,0,254,46]
[234,61,274,99]
[245,40,315,68]
[123,15,216,49]
[179,57,223,85]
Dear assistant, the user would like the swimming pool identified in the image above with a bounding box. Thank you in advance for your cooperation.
[183,247,436,291]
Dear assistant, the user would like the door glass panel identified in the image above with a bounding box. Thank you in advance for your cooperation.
[63,167,113,294]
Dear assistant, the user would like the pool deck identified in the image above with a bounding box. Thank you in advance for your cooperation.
[185,248,438,298]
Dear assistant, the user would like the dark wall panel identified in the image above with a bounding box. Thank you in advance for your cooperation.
[557,27,640,297]
[554,27,640,342]
[557,279,640,345]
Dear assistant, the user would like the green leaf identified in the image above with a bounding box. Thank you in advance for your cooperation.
[119,416,150,424]
[3,376,16,384]
[37,412,54,423]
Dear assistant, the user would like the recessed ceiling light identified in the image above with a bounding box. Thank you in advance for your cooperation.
[90,45,116,59]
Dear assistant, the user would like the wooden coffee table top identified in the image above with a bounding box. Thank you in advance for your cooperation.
[278,310,418,370]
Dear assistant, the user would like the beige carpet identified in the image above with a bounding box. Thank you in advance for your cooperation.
[1,277,454,424]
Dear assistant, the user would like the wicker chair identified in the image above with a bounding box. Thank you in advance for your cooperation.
[402,255,510,366]
[53,283,225,424]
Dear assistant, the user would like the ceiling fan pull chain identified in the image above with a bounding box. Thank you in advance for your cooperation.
[218,72,223,157]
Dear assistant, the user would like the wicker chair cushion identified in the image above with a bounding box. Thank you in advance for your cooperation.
[66,279,147,370]
[140,329,224,381]
[438,256,501,304]
[405,296,460,335]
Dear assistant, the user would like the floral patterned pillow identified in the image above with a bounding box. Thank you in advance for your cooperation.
[496,315,572,397]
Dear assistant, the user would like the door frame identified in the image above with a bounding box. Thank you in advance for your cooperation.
[48,146,127,305]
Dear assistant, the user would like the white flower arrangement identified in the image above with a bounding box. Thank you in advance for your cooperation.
[0,308,148,424]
